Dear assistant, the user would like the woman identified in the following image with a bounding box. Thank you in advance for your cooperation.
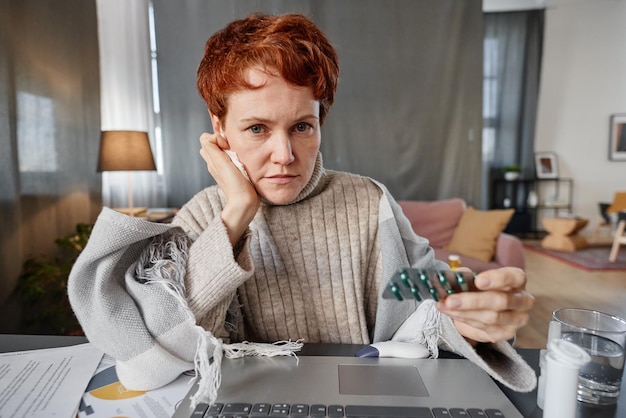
[69,13,536,402]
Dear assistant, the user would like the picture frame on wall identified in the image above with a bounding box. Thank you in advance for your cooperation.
[609,114,626,161]
[534,152,558,179]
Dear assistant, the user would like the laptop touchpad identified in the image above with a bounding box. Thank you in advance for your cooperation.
[338,364,429,397]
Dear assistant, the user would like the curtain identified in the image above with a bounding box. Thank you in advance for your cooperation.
[153,0,484,208]
[97,0,166,209]
[0,0,102,305]
[0,1,22,303]
[482,11,544,205]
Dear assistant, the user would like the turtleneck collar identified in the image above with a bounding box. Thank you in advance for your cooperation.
[260,152,328,207]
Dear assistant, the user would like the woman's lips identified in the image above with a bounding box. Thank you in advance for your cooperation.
[265,174,298,185]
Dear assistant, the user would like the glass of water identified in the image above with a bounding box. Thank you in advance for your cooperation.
[552,308,626,405]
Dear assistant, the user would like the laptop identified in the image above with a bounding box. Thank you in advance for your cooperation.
[173,354,523,417]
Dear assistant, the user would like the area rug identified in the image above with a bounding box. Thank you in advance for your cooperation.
[523,242,626,271]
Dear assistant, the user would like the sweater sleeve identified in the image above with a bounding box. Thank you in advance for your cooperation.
[171,189,254,338]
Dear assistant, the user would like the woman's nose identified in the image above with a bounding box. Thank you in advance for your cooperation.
[270,133,295,164]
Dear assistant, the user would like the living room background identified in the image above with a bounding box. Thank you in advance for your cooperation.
[0,0,102,308]
[0,0,624,324]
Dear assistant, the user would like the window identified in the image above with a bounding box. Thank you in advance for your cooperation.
[482,37,499,164]
[17,92,57,173]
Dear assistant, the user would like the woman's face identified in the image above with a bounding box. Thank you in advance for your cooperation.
[212,67,321,205]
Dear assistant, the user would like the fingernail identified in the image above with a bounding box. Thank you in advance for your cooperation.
[446,298,461,309]
[476,276,490,288]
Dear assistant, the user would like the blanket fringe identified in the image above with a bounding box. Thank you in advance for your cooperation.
[391,299,440,358]
[189,337,304,409]
[135,230,189,299]
[190,329,223,408]
[223,340,304,359]
[422,301,441,358]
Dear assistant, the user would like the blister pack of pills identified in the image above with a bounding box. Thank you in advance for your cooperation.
[383,268,478,302]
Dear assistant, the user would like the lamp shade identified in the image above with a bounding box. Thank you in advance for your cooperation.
[97,130,157,172]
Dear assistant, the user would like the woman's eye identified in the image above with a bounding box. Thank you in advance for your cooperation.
[249,125,264,134]
[293,122,313,134]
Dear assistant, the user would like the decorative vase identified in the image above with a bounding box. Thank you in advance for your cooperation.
[504,171,520,181]
[527,190,538,208]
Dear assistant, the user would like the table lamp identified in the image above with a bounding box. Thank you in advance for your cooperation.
[97,130,157,216]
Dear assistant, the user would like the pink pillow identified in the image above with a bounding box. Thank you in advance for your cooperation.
[398,199,466,248]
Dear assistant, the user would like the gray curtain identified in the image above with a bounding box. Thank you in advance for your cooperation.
[153,0,484,208]
[0,1,22,304]
[483,11,544,184]
[0,0,102,305]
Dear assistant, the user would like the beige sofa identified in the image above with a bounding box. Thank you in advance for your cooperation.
[398,198,525,272]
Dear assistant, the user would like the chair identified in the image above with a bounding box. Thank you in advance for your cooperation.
[606,192,626,262]
[609,212,626,262]
[591,202,613,242]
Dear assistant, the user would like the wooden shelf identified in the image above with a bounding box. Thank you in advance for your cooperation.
[490,178,573,237]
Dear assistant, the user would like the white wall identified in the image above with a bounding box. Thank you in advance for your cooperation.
[534,0,626,235]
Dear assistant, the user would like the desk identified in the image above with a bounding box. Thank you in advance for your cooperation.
[1,336,624,417]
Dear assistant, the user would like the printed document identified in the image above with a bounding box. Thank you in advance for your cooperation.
[77,354,194,418]
[0,343,103,418]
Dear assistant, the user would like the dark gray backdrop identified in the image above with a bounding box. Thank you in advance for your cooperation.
[153,0,484,208]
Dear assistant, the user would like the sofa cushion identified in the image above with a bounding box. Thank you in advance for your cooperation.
[445,207,514,262]
[398,199,466,248]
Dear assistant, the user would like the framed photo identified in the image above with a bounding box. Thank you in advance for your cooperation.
[534,152,558,179]
[609,114,626,161]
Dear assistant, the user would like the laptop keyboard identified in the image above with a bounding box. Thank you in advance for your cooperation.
[191,402,506,417]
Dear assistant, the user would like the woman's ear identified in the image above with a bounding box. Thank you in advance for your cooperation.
[209,112,224,137]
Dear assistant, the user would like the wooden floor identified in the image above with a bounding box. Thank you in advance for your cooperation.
[514,241,626,349]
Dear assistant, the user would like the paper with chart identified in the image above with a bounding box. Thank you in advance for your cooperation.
[77,354,194,418]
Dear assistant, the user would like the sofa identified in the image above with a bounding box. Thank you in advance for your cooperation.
[398,198,525,272]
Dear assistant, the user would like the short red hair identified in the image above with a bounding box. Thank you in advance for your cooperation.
[197,13,339,124]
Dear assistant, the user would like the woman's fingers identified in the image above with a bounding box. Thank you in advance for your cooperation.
[440,289,534,312]
[473,267,527,292]
[437,267,534,344]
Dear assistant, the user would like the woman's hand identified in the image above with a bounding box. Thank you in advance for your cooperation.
[199,132,260,246]
[436,267,534,345]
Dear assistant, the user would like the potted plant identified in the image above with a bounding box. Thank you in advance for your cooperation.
[503,165,521,181]
[17,223,92,335]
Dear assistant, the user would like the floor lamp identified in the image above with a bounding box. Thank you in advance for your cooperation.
[97,130,157,216]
